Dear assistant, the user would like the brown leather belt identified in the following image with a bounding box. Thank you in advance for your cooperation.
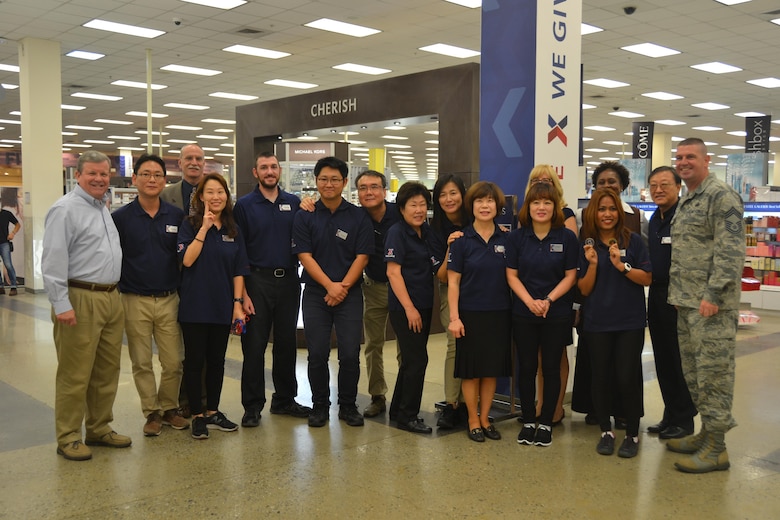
[68,280,118,292]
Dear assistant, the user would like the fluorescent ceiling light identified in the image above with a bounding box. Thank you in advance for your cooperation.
[381,135,409,140]
[609,111,644,118]
[66,50,105,60]
[424,130,439,135]
[181,0,247,9]
[134,130,169,136]
[83,19,165,38]
[304,18,380,38]
[616,151,633,156]
[721,145,744,150]
[727,131,747,137]
[214,129,234,133]
[65,125,103,130]
[168,139,197,144]
[583,78,629,88]
[166,125,203,130]
[264,79,318,89]
[388,150,412,154]
[746,77,780,88]
[83,140,115,144]
[61,104,86,110]
[642,91,683,101]
[690,62,741,74]
[581,23,603,35]
[95,119,132,125]
[222,44,290,59]
[715,0,751,5]
[603,141,627,146]
[220,143,235,146]
[445,0,481,8]
[384,144,411,149]
[1,83,18,89]
[64,144,92,148]
[117,147,145,151]
[196,134,228,140]
[0,64,19,72]
[655,119,686,126]
[384,126,407,130]
[584,126,615,132]
[209,92,258,101]
[419,43,480,58]
[691,126,723,131]
[691,102,729,110]
[62,132,78,136]
[425,140,439,144]
[773,18,780,26]
[108,135,141,140]
[201,147,220,151]
[161,64,222,76]
[9,111,20,115]
[585,148,609,153]
[202,118,235,124]
[126,111,168,118]
[582,103,597,109]
[333,63,391,75]
[164,102,210,110]
[111,80,167,90]
[296,136,318,140]
[1,139,22,143]
[621,43,680,58]
[71,92,122,101]
[734,112,765,117]
[0,119,21,124]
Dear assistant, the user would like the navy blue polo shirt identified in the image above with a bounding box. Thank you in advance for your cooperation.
[384,220,440,311]
[365,201,401,282]
[577,232,651,332]
[648,202,677,285]
[447,224,511,312]
[505,225,579,318]
[429,217,469,267]
[177,218,250,324]
[112,199,185,294]
[291,198,373,288]
[234,186,300,270]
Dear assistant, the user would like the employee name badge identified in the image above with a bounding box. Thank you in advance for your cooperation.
[165,225,178,233]
[619,249,626,256]
[336,229,349,241]
[494,244,505,254]
[222,235,235,243]
[661,236,672,244]
[549,243,563,253]
[279,203,292,211]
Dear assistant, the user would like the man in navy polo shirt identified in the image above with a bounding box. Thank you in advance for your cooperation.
[113,154,190,436]
[234,152,312,428]
[292,156,373,428]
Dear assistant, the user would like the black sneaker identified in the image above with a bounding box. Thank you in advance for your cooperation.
[270,401,313,418]
[338,405,365,427]
[597,432,615,455]
[618,436,639,458]
[205,411,238,432]
[437,404,458,429]
[308,405,329,428]
[191,417,209,439]
[517,425,536,445]
[241,409,261,428]
[534,426,552,447]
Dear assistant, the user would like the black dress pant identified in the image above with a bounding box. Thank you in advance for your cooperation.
[180,322,231,416]
[389,308,432,423]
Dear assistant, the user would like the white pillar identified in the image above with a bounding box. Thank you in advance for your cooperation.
[652,132,674,170]
[19,38,63,292]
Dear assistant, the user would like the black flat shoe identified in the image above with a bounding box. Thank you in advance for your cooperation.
[659,425,693,439]
[483,425,501,440]
[647,420,668,434]
[585,413,599,425]
[467,427,485,442]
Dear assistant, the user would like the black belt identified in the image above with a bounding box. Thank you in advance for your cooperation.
[68,280,118,292]
[124,290,176,298]
[250,267,290,278]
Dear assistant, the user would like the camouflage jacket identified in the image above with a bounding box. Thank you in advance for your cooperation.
[668,174,745,310]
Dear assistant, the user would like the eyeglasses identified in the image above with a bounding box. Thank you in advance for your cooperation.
[357,184,384,193]
[136,173,165,180]
[317,177,344,185]
[648,183,675,191]
[531,177,553,185]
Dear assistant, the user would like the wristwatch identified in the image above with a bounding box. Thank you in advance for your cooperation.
[622,262,632,275]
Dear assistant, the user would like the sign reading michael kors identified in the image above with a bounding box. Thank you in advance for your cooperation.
[310,98,358,118]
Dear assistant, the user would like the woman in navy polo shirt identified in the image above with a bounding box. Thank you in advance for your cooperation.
[177,174,250,440]
[430,174,471,429]
[385,182,439,434]
[578,188,651,458]
[507,182,579,447]
[447,181,511,442]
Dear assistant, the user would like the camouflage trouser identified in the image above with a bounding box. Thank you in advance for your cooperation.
[676,307,738,434]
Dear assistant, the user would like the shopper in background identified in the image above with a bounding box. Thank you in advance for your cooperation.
[161,143,205,214]
[667,138,744,473]
[292,156,373,429]
[578,188,651,459]
[0,205,20,296]
[113,154,189,437]
[645,166,697,440]
[523,165,577,426]
[507,181,578,447]
[430,174,471,429]
[42,150,130,461]
[234,152,311,428]
[448,181,511,442]
[177,173,249,440]
[385,182,439,434]
[354,170,401,418]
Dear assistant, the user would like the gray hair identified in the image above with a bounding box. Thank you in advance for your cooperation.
[77,150,110,172]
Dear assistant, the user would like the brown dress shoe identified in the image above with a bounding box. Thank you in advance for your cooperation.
[57,440,92,461]
[143,412,163,436]
[85,431,132,448]
[162,409,190,430]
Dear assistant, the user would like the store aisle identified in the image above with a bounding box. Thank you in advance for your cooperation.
[1,291,778,518]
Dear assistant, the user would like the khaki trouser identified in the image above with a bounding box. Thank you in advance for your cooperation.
[53,287,124,445]
[363,276,398,397]
[438,282,463,403]
[122,293,183,417]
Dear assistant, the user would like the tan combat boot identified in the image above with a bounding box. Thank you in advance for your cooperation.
[666,425,706,454]
[674,431,730,473]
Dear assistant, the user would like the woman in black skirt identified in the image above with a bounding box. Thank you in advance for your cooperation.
[447,181,511,442]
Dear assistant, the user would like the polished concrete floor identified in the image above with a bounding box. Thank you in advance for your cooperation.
[1,290,779,519]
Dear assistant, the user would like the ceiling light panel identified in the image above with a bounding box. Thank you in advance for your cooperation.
[583,78,629,88]
[691,102,729,110]
[181,0,247,9]
[161,64,222,76]
[82,19,165,38]
[332,63,391,75]
[71,92,122,101]
[690,62,742,74]
[164,103,210,110]
[746,78,780,88]
[264,79,318,89]
[222,44,290,59]
[621,43,680,58]
[66,50,105,60]
[419,43,480,58]
[581,23,603,35]
[642,92,684,101]
[209,92,258,100]
[304,18,381,37]
[111,80,167,90]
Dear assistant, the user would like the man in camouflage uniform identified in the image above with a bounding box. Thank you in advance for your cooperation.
[667,137,745,473]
